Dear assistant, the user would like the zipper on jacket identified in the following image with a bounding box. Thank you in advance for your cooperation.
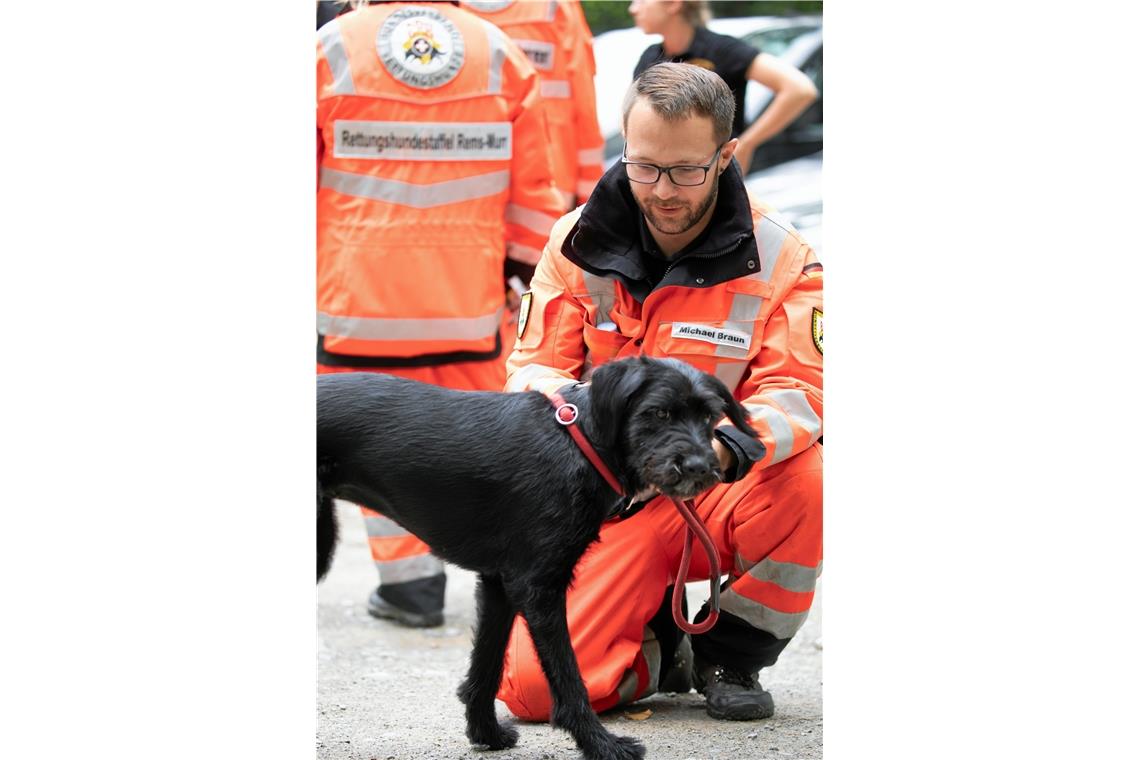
[657,233,751,289]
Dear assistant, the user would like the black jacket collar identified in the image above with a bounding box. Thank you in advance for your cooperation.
[562,158,758,302]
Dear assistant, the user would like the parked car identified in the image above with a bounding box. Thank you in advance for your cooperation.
[592,16,822,173]
[743,151,822,254]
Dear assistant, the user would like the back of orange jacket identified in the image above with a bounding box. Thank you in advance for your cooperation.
[461,0,605,212]
[317,3,564,364]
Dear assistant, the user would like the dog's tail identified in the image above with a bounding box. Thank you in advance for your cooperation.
[317,486,339,582]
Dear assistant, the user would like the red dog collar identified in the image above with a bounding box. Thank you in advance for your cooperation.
[550,391,624,496]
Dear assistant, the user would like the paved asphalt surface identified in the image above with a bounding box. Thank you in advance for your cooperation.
[318,501,822,760]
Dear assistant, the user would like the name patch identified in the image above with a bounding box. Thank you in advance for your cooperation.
[671,323,750,350]
[333,121,512,160]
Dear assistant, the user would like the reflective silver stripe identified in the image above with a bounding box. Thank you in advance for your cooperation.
[580,271,615,324]
[641,626,662,696]
[364,514,411,539]
[539,79,571,99]
[767,389,822,444]
[614,669,639,705]
[746,557,820,594]
[755,215,790,283]
[614,627,659,704]
[505,204,558,237]
[719,588,811,639]
[318,20,355,95]
[377,553,445,584]
[713,292,764,359]
[727,292,764,322]
[481,20,508,94]
[714,361,747,392]
[506,364,575,393]
[506,363,553,392]
[506,241,543,265]
[748,404,795,464]
[320,167,510,208]
[545,0,558,21]
[318,308,503,342]
[578,147,605,165]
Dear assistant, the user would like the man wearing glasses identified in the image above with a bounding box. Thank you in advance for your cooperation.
[499,63,823,725]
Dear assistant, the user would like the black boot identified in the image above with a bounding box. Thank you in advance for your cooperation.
[366,574,445,628]
[689,603,788,721]
[692,655,774,721]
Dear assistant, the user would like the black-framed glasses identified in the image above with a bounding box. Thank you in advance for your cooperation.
[621,142,726,187]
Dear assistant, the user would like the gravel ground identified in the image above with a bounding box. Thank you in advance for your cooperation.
[318,502,822,759]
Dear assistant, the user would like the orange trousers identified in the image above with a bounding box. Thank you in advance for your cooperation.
[497,442,822,720]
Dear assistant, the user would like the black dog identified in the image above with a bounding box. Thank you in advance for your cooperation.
[317,356,756,760]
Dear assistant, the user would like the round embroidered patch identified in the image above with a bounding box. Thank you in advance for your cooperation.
[377,7,465,89]
[463,0,516,11]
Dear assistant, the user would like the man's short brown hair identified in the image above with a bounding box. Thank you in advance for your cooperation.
[621,62,735,146]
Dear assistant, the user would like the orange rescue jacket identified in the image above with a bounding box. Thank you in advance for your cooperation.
[317,3,564,365]
[462,0,605,211]
[506,161,822,472]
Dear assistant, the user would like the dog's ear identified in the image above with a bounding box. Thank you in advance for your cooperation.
[587,358,648,450]
[703,374,759,439]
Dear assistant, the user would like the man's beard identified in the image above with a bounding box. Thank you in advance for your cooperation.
[638,175,719,236]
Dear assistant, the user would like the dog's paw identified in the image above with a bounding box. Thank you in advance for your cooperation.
[468,721,518,751]
[592,734,646,760]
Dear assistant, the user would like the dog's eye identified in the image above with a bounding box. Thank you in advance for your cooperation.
[655,408,669,420]
[704,414,712,425]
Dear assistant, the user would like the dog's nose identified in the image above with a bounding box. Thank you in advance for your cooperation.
[681,455,712,478]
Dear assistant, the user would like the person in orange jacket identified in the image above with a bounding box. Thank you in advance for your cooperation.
[461,0,605,212]
[498,62,822,721]
[317,0,564,627]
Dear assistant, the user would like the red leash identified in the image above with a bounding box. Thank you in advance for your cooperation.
[670,497,720,634]
[551,392,721,633]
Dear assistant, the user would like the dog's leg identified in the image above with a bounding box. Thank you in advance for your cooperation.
[316,491,338,582]
[457,574,519,751]
[510,584,646,760]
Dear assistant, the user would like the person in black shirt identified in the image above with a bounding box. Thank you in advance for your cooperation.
[630,0,817,173]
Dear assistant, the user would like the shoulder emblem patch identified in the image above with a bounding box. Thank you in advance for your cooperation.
[811,308,823,355]
[378,7,465,89]
[517,291,533,340]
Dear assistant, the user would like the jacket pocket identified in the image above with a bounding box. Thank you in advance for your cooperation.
[583,322,631,365]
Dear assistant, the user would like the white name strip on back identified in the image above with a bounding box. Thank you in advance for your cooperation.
[333,120,512,160]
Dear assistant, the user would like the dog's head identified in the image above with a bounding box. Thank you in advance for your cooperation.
[587,356,757,499]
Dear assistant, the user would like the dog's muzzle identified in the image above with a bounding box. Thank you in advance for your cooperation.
[650,454,721,499]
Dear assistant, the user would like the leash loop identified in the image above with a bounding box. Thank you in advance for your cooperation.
[670,497,721,635]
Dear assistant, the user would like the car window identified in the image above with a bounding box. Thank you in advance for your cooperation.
[801,47,823,91]
[740,26,815,57]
